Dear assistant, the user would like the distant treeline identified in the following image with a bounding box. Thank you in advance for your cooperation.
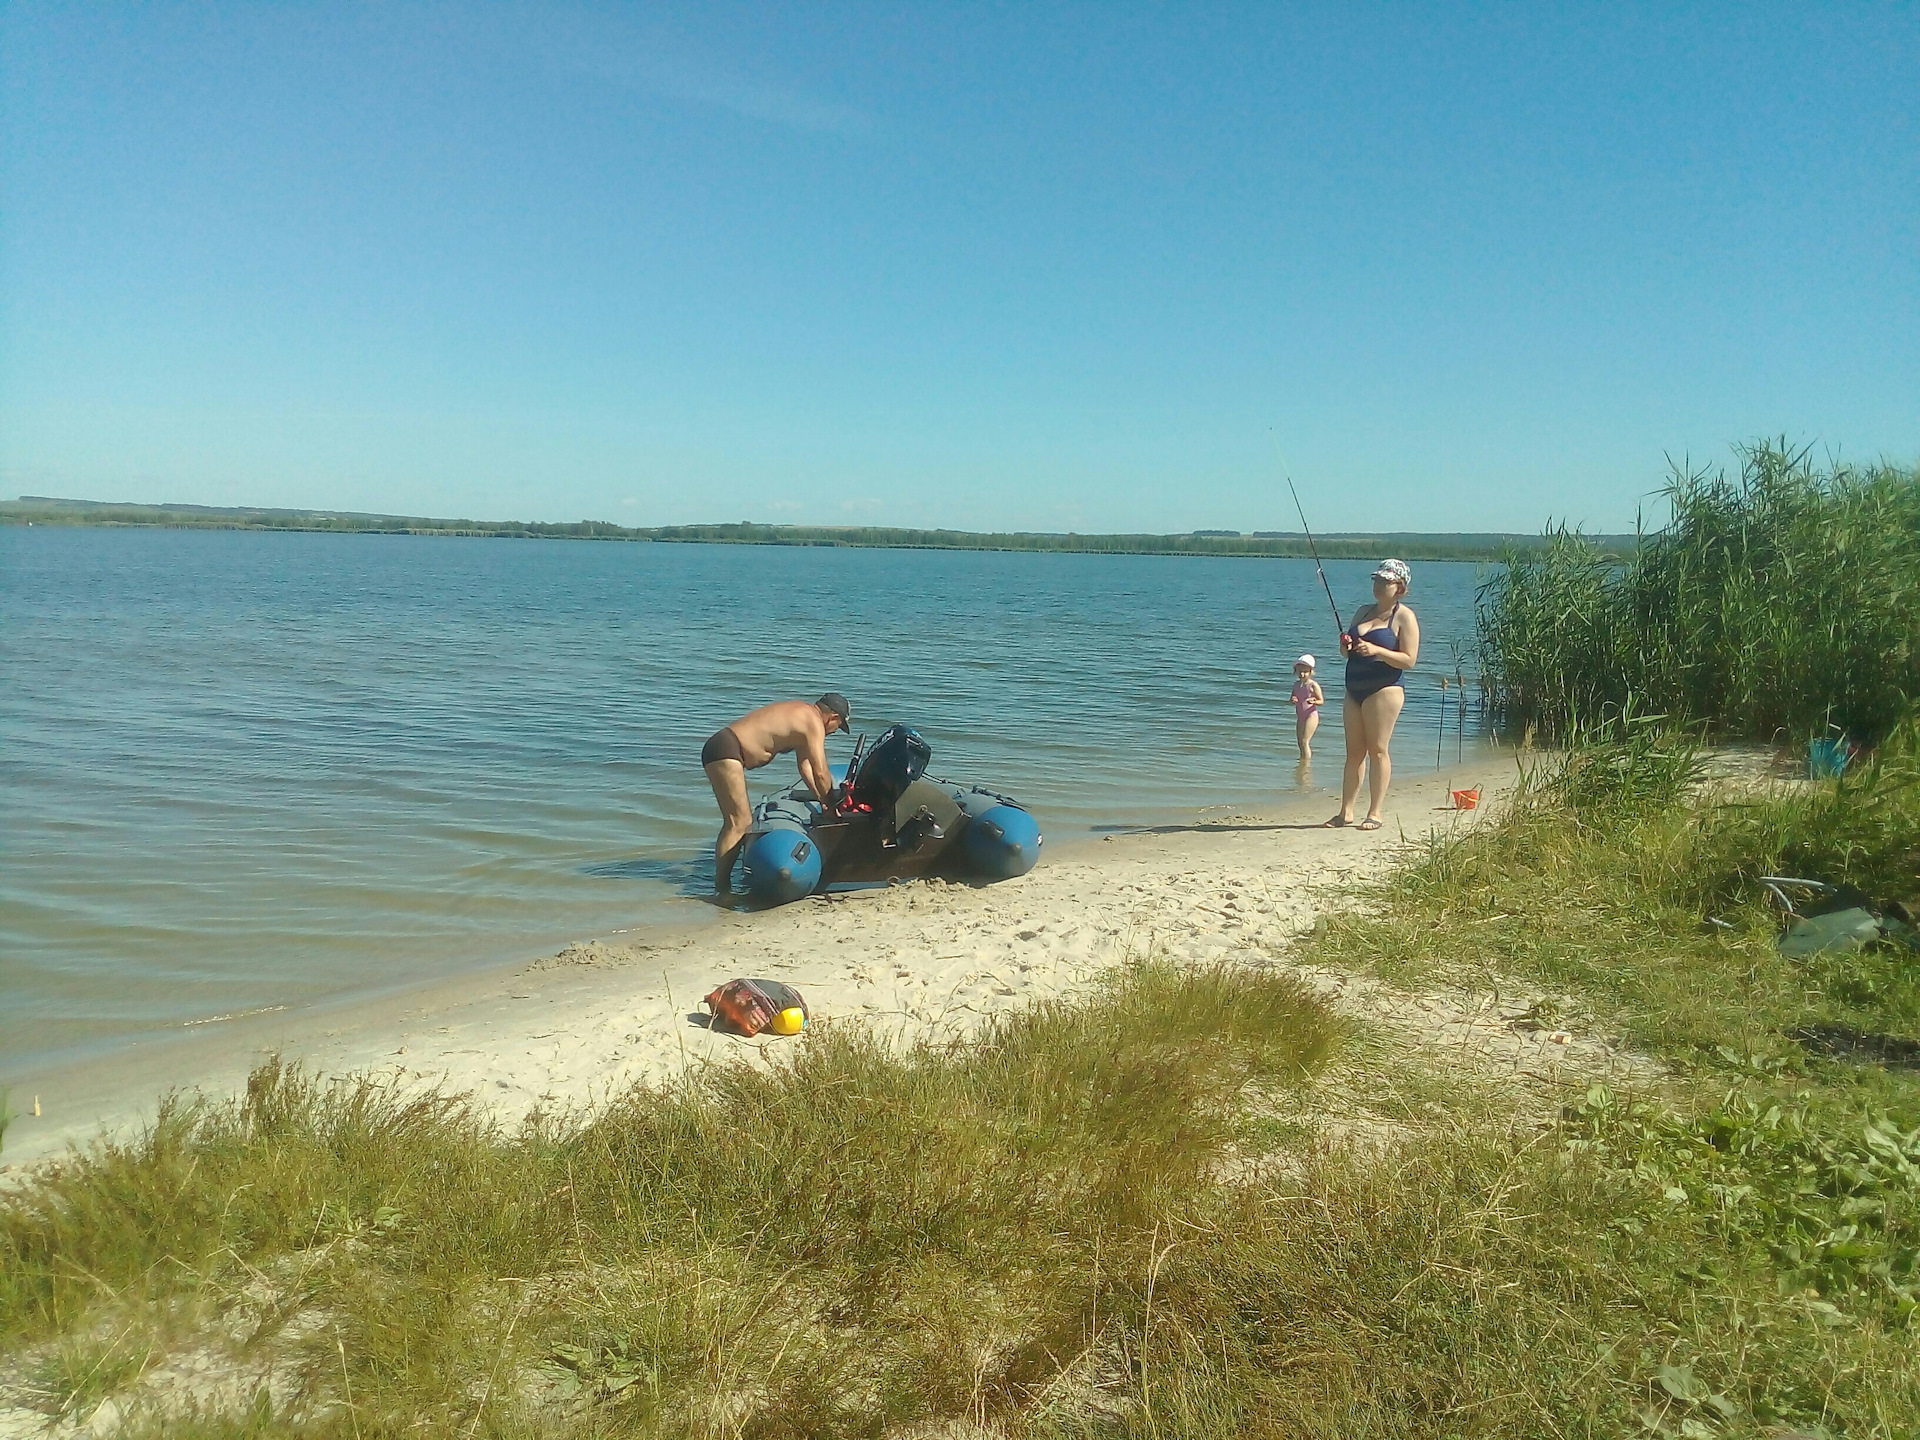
[0,496,1636,562]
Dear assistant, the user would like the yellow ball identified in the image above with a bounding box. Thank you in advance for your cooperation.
[770,1006,807,1036]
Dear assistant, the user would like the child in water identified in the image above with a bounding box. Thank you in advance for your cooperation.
[1290,654,1324,758]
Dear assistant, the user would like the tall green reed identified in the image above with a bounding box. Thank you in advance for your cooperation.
[1479,439,1920,745]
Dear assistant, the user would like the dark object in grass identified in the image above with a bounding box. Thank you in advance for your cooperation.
[1760,875,1875,919]
[1778,907,1885,957]
[1762,876,1886,956]
[1789,1023,1920,1070]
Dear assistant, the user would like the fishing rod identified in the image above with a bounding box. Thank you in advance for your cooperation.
[1285,474,1346,640]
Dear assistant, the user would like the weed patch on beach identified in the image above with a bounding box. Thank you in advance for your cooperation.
[1328,713,1920,1060]
[2,963,1345,1435]
[1300,715,1920,1433]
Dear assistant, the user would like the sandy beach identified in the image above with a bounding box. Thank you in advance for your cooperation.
[4,751,1604,1173]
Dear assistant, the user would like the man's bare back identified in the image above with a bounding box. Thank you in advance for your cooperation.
[718,700,831,770]
[701,693,851,894]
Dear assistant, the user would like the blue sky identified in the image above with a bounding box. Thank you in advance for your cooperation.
[2,3,1913,533]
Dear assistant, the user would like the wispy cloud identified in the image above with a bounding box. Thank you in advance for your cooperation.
[633,58,871,136]
[499,9,874,137]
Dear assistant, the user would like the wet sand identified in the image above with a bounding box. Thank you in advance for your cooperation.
[3,755,1520,1172]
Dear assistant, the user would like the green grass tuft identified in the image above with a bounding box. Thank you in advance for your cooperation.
[1,963,1349,1435]
[26,1324,156,1419]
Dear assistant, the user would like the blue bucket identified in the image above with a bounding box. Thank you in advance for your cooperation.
[1809,736,1851,779]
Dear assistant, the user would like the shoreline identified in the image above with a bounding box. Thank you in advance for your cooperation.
[2,503,1635,562]
[3,753,1519,1172]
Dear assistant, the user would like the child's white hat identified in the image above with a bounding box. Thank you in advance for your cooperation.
[1294,653,1316,669]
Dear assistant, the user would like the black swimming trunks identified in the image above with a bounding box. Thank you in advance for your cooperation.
[701,727,746,766]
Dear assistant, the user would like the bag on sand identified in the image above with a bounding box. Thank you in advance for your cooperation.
[704,978,808,1037]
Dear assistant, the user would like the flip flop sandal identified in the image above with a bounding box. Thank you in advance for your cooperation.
[1356,818,1384,831]
[1322,815,1349,828]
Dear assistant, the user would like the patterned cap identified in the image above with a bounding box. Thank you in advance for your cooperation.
[1371,558,1411,589]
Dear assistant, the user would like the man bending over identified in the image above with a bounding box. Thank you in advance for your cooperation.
[701,693,851,894]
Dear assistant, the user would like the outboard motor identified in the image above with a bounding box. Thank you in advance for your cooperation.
[849,725,932,813]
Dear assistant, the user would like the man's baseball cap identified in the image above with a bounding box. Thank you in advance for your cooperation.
[818,692,852,727]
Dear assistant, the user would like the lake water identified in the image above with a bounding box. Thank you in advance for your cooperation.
[0,527,1495,1072]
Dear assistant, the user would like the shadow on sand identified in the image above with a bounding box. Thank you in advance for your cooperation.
[1091,822,1337,836]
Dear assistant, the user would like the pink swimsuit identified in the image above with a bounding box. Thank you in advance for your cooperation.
[1291,679,1321,720]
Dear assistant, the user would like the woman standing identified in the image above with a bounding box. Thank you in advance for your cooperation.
[1328,559,1419,830]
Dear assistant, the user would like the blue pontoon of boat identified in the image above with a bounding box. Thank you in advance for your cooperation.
[735,724,1042,904]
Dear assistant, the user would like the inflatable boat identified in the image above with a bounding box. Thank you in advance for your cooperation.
[736,724,1042,904]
